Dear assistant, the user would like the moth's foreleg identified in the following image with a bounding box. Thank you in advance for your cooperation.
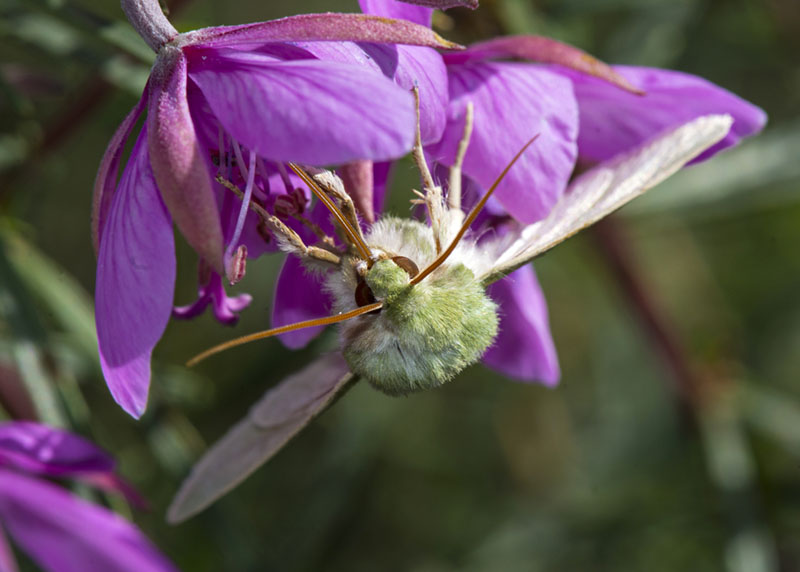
[216,175,341,267]
[410,86,436,195]
[308,170,366,245]
[447,101,474,213]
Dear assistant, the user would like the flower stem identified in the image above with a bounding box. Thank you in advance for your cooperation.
[121,0,178,51]
[591,218,699,421]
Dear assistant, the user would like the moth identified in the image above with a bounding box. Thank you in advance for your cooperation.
[167,108,734,523]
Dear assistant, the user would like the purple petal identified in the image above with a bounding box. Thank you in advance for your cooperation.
[186,13,460,49]
[148,52,224,272]
[92,92,147,254]
[444,36,642,95]
[295,41,447,145]
[0,469,177,572]
[429,62,578,223]
[188,51,416,164]
[395,46,448,144]
[173,271,251,325]
[359,0,433,27]
[373,161,393,215]
[362,44,448,144]
[567,65,767,163]
[272,255,331,349]
[96,127,176,419]
[395,0,478,7]
[0,422,113,478]
[484,265,559,385]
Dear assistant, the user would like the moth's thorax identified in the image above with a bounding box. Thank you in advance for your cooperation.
[325,217,499,395]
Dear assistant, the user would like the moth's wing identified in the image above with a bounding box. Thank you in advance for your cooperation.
[167,353,353,523]
[482,114,734,283]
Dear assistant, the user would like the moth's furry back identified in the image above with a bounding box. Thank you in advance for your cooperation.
[327,217,499,395]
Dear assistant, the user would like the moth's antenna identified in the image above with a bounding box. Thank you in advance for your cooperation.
[410,136,539,286]
[187,302,383,367]
[288,163,374,263]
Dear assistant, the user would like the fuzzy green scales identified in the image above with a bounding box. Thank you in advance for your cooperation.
[339,220,499,395]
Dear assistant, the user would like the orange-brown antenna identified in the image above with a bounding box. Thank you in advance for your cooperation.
[288,163,374,262]
[187,302,383,367]
[410,136,539,286]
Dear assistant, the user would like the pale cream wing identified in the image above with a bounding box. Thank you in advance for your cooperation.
[168,353,353,523]
[482,114,734,283]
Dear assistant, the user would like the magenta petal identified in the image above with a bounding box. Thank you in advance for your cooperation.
[359,0,434,27]
[444,36,642,94]
[429,62,578,223]
[0,470,177,572]
[391,0,477,8]
[366,44,447,145]
[568,65,767,163]
[272,256,331,349]
[189,52,416,164]
[92,92,147,254]
[0,422,113,478]
[96,128,176,419]
[295,41,447,145]
[484,265,559,385]
[372,161,393,215]
[148,52,224,272]
[396,45,448,144]
[187,13,459,49]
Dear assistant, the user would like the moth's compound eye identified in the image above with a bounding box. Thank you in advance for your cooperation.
[355,278,378,311]
[391,256,419,279]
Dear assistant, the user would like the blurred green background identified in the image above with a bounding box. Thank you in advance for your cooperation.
[1,0,799,570]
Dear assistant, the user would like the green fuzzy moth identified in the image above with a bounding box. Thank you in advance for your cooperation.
[168,112,733,523]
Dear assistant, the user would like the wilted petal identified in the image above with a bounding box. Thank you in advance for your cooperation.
[189,51,416,164]
[339,161,375,223]
[0,469,177,572]
[484,265,559,385]
[567,65,767,163]
[429,62,578,223]
[444,36,641,95]
[168,354,351,523]
[96,128,176,419]
[148,51,224,272]
[0,422,113,478]
[186,13,460,49]
[92,92,147,253]
[272,255,332,349]
[359,0,433,27]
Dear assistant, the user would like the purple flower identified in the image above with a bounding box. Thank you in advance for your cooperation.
[430,37,764,382]
[93,0,461,418]
[0,422,175,572]
[270,0,765,386]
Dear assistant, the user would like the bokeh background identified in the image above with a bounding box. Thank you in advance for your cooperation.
[2,0,800,570]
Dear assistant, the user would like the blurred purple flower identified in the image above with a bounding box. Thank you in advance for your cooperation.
[93,0,461,418]
[270,0,765,387]
[0,421,175,572]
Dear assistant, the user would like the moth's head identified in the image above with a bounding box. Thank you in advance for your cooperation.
[360,256,419,304]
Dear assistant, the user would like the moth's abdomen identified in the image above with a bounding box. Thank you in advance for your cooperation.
[342,263,498,395]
